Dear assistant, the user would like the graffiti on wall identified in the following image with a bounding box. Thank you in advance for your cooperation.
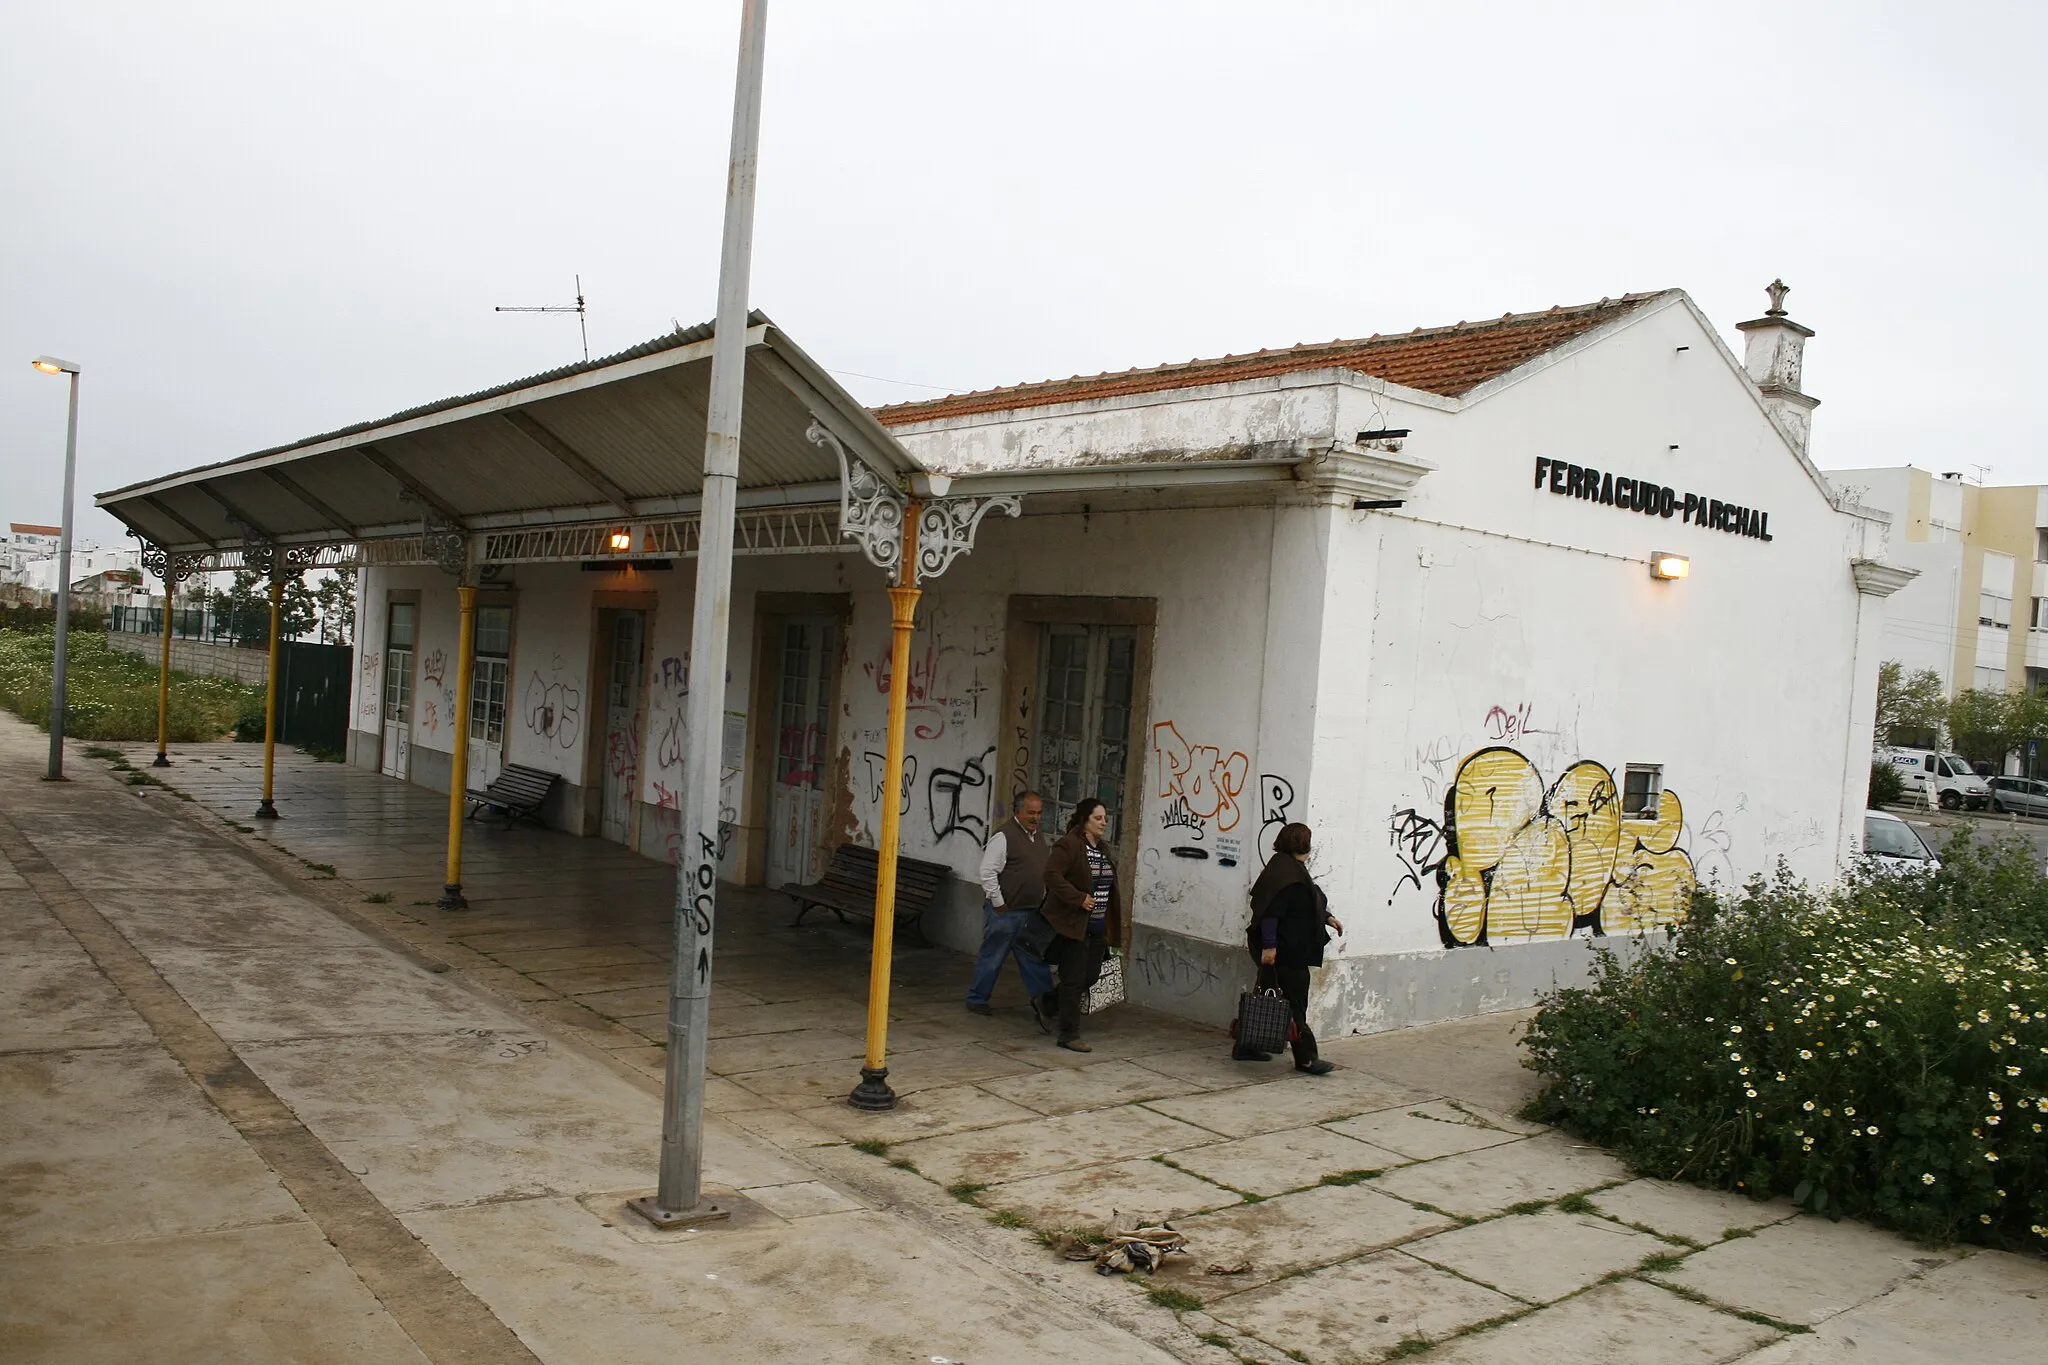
[928,745,996,844]
[1256,773,1296,863]
[524,673,583,750]
[421,649,447,688]
[1389,747,1696,947]
[1151,721,1249,835]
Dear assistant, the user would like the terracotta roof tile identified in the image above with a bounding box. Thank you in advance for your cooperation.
[874,291,1670,427]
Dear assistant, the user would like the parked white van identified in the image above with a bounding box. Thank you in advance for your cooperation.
[1877,747,1991,811]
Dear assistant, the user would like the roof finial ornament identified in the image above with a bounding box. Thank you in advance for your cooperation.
[1765,278,1790,317]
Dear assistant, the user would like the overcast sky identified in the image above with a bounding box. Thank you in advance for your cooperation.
[4,1,2043,547]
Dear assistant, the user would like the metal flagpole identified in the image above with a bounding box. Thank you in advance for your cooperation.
[632,0,769,1229]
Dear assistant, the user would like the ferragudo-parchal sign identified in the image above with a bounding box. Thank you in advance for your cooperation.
[1533,456,1773,542]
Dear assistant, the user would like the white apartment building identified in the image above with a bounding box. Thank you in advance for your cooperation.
[1822,467,2048,696]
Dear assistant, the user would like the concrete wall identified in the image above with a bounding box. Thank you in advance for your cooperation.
[106,630,269,686]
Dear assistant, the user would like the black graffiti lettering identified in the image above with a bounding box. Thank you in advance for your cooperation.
[1160,795,1204,838]
[1256,773,1297,863]
[927,745,996,844]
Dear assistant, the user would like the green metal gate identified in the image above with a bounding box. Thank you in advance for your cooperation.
[278,642,353,754]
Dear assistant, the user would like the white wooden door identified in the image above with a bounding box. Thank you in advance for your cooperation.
[465,605,511,793]
[379,603,415,780]
[600,611,646,845]
[765,617,835,888]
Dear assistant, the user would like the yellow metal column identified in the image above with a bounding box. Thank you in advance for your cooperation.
[256,573,285,818]
[152,586,174,768]
[439,584,478,909]
[851,508,920,1111]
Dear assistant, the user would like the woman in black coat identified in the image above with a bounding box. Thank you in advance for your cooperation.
[1238,821,1343,1074]
[1037,798,1124,1052]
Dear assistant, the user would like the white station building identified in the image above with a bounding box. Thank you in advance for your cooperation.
[99,285,1908,1035]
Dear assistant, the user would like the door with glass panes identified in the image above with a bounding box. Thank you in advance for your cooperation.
[465,604,511,793]
[599,610,647,846]
[1033,623,1137,841]
[765,616,837,888]
[379,602,415,779]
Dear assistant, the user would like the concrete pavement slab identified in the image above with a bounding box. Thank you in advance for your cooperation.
[236,1029,672,1210]
[1167,1124,1409,1196]
[485,942,662,973]
[1129,1045,1290,1090]
[706,1025,868,1073]
[1206,1247,1521,1361]
[0,1222,432,1364]
[982,1156,1241,1227]
[1369,1133,1631,1218]
[0,948,154,1051]
[0,1046,304,1247]
[1590,1177,1796,1245]
[404,1195,1184,1365]
[738,1178,867,1220]
[1322,1098,1533,1161]
[144,944,516,1040]
[528,961,672,994]
[1656,1216,1956,1326]
[1158,1181,1458,1298]
[1318,1008,1542,1114]
[1419,1277,1779,1364]
[0,890,79,951]
[726,1043,1042,1105]
[793,1082,1044,1143]
[1144,1068,1429,1137]
[84,887,373,952]
[979,1056,1207,1115]
[1402,1209,1670,1303]
[891,1103,1218,1187]
[1734,1250,2048,1364]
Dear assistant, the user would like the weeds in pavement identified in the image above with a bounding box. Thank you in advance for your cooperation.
[850,1139,889,1157]
[985,1209,1029,1229]
[1638,1251,1687,1273]
[1555,1192,1597,1215]
[887,1158,919,1174]
[945,1181,987,1205]
[1145,1287,1202,1312]
[364,892,394,904]
[1502,1199,1549,1216]
[1384,1337,1434,1358]
[1319,1169,1384,1187]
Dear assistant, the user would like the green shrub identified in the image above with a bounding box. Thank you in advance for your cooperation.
[1522,833,2047,1250]
[1868,760,1905,807]
[0,628,260,742]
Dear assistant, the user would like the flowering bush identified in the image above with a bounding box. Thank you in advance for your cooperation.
[1523,834,2048,1249]
[0,627,258,742]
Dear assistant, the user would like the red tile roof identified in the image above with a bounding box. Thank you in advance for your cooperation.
[874,292,1671,427]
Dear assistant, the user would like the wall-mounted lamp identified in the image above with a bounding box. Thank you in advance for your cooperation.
[1650,552,1690,581]
[608,529,633,552]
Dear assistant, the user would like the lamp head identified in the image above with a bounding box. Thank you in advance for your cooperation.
[31,355,80,375]
[1650,552,1690,581]
[608,529,633,553]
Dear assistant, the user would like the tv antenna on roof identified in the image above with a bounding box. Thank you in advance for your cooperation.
[496,274,589,362]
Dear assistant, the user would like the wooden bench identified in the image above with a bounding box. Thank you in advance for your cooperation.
[785,844,953,939]
[465,763,559,828]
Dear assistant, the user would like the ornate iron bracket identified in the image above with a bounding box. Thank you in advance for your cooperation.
[916,494,1020,582]
[136,538,202,586]
[283,542,343,576]
[397,488,472,579]
[811,418,906,583]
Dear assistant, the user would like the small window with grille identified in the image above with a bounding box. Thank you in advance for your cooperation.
[1621,764,1663,819]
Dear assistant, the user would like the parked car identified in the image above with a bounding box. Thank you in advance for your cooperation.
[1987,775,2048,817]
[1863,809,1941,872]
[1875,747,1991,811]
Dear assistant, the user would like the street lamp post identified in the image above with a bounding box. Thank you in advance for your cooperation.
[31,356,82,782]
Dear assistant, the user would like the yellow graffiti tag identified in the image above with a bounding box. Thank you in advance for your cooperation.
[1433,747,1694,945]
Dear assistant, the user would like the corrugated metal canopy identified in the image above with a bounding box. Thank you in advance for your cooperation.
[97,312,920,553]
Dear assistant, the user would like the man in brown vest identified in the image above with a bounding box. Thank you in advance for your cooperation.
[966,790,1055,1028]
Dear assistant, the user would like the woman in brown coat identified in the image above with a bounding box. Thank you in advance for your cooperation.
[1035,797,1124,1052]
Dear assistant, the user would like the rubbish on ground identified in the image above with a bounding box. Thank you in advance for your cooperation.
[1091,1215,1188,1276]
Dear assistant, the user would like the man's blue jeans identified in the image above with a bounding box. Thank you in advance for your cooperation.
[966,900,1054,1005]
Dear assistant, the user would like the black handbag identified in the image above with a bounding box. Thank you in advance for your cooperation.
[1231,987,1293,1055]
[1017,906,1061,964]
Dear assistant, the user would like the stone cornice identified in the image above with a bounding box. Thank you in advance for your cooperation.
[1851,559,1918,598]
[1296,443,1437,506]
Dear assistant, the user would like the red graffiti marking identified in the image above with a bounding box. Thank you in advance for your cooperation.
[653,780,681,811]
[607,729,639,781]
[1483,703,1547,743]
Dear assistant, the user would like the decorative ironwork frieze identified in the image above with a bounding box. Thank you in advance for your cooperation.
[136,538,202,586]
[916,494,1020,582]
[810,419,906,582]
